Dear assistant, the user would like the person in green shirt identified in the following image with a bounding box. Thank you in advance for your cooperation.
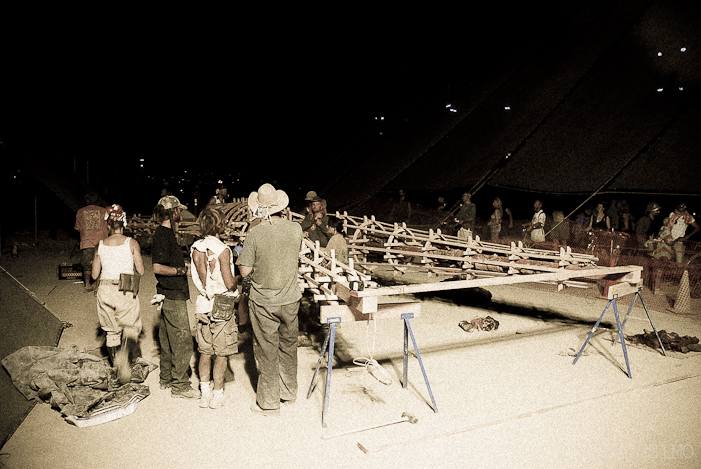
[237,183,303,415]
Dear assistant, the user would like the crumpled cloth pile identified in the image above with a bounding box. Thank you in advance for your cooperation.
[459,316,500,332]
[626,329,701,353]
[2,345,156,426]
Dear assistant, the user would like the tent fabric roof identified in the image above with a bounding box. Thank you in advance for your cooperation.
[318,0,700,207]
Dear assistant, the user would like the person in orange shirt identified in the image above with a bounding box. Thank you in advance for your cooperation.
[74,192,109,291]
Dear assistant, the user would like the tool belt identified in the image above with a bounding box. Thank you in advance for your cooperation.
[118,273,140,296]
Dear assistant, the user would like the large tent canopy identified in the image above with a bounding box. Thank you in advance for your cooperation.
[312,0,700,208]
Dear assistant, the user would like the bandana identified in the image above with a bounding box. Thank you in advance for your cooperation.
[104,204,127,228]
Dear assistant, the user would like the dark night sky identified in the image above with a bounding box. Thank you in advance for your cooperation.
[1,5,558,178]
[2,1,699,218]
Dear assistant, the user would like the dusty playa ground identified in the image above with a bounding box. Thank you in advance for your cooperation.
[1,239,700,469]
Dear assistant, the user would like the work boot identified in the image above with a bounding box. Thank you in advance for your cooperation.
[107,346,119,367]
[114,345,131,385]
[172,387,199,399]
[123,338,147,383]
[125,338,142,364]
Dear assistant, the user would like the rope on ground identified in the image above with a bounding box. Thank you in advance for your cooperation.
[348,318,393,388]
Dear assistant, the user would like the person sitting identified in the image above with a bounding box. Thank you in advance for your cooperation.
[322,216,348,265]
[300,193,330,248]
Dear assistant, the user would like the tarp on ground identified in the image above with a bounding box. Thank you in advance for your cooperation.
[0,266,66,448]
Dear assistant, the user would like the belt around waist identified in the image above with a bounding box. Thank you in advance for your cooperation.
[98,279,121,286]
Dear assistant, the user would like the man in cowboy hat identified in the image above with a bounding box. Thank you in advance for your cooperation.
[300,190,330,248]
[237,183,303,415]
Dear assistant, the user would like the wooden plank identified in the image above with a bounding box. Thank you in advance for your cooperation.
[346,266,643,298]
[320,301,421,323]
[335,282,378,314]
[606,280,643,299]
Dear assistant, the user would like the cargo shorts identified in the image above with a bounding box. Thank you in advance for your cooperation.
[196,318,238,356]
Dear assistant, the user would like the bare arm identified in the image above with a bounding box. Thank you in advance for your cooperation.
[192,249,208,287]
[131,239,145,276]
[153,263,190,276]
[219,249,236,291]
[683,221,700,241]
[238,264,252,278]
[91,253,102,280]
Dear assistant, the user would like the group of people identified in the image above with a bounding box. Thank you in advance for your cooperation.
[75,184,698,417]
[442,192,699,262]
[75,183,350,415]
[449,192,533,243]
[638,202,699,262]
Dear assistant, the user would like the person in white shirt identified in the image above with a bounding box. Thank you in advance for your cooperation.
[523,200,546,243]
[92,204,145,384]
[190,208,239,409]
[667,203,700,263]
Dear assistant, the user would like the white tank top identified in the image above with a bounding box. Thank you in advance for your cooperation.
[97,237,134,280]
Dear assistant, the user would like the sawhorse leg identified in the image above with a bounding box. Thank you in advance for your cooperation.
[613,288,666,356]
[306,317,340,428]
[573,295,632,378]
[403,313,438,412]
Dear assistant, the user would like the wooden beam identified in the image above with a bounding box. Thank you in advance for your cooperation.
[346,266,643,298]
[320,301,421,323]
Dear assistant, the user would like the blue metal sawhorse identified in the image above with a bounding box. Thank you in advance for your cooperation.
[572,287,666,378]
[306,312,438,428]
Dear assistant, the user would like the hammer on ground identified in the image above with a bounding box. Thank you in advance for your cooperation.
[321,412,418,440]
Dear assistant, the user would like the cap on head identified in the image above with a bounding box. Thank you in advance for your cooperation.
[158,195,187,211]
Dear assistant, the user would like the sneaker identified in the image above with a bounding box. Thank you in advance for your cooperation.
[199,391,212,408]
[209,392,226,409]
[172,388,199,399]
[250,402,280,416]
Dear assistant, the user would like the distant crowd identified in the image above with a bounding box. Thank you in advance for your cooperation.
[385,190,699,264]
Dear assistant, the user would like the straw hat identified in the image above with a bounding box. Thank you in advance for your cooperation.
[305,190,321,202]
[248,183,289,218]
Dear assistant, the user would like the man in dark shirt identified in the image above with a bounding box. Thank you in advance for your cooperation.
[152,195,196,398]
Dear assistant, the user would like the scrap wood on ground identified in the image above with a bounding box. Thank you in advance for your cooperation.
[625,330,701,354]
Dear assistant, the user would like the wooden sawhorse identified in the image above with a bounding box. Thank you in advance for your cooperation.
[306,302,438,428]
[573,287,666,378]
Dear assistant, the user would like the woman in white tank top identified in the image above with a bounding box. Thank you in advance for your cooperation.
[91,204,145,384]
